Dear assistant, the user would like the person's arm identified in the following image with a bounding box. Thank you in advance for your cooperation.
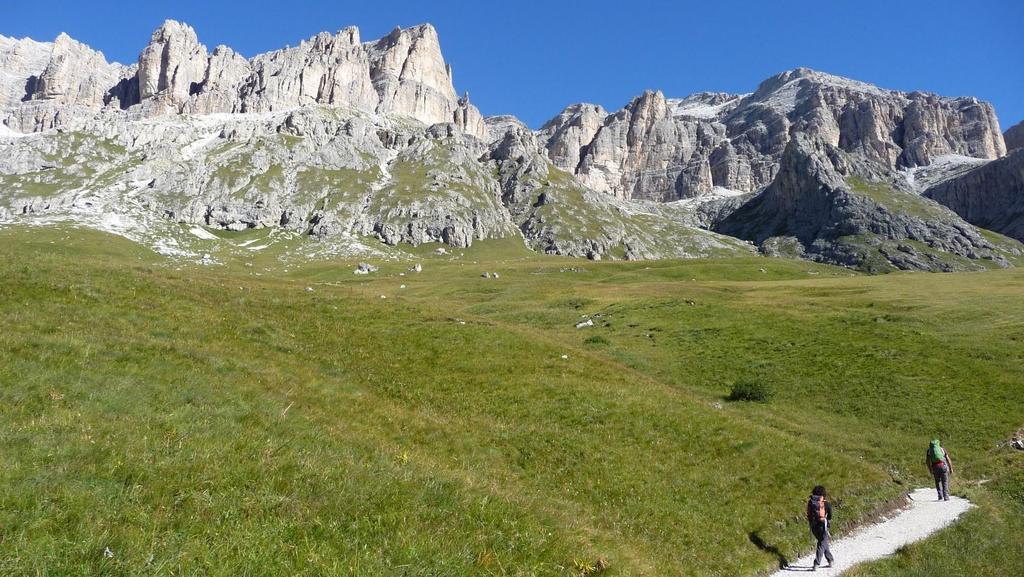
[946,452,953,474]
[826,500,833,521]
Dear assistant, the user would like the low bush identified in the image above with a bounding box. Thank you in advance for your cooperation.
[728,378,773,402]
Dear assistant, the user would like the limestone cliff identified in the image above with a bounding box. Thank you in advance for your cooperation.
[542,69,1006,201]
[925,149,1024,242]
[1,21,486,139]
[715,134,1018,271]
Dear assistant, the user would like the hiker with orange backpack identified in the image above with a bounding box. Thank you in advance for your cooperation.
[926,439,953,501]
[806,485,834,570]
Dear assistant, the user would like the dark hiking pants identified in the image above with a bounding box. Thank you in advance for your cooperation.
[811,522,834,567]
[933,466,950,500]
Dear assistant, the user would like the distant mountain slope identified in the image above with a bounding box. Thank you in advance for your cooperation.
[715,135,1021,272]
[540,69,1005,202]
[0,21,1019,271]
[0,104,752,262]
[925,149,1024,243]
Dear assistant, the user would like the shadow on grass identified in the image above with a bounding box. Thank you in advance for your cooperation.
[749,531,790,569]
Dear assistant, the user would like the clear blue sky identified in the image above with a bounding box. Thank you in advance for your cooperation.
[5,0,1022,129]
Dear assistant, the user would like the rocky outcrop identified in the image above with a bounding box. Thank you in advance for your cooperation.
[238,27,375,114]
[716,134,1018,271]
[1,21,486,138]
[0,35,52,110]
[577,90,728,201]
[2,24,1020,270]
[182,45,251,114]
[483,116,752,259]
[367,25,460,125]
[1005,121,1024,152]
[925,149,1024,242]
[536,103,606,173]
[453,94,485,140]
[542,68,1007,202]
[0,106,751,261]
[31,33,127,108]
[137,20,209,110]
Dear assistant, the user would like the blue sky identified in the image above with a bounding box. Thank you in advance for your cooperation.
[5,0,1022,129]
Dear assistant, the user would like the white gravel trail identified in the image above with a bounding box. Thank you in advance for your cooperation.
[770,488,972,575]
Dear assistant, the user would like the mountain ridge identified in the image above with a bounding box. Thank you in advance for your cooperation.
[1,20,1021,272]
[2,20,486,138]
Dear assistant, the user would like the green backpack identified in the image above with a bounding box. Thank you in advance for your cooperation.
[929,441,946,465]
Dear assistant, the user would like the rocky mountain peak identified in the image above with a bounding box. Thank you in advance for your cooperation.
[30,32,124,108]
[539,67,1007,202]
[137,19,208,105]
[536,102,607,173]
[628,89,669,117]
[749,68,891,101]
[368,22,457,123]
[0,20,486,138]
[2,22,1020,272]
[0,34,52,109]
[715,133,1018,271]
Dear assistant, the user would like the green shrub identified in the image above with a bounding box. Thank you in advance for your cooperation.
[583,335,610,346]
[728,378,773,402]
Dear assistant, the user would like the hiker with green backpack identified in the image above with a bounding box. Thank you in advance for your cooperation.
[926,439,953,501]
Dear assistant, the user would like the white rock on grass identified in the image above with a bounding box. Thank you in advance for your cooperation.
[354,262,378,275]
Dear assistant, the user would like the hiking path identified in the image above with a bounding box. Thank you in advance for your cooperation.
[770,487,972,575]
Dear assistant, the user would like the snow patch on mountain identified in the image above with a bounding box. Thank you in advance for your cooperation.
[903,154,990,193]
[0,123,27,138]
[668,94,745,119]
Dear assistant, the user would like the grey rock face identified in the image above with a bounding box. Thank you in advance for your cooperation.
[541,68,1006,202]
[925,149,1024,242]
[573,90,721,201]
[1,21,486,139]
[1005,120,1024,152]
[2,25,1018,270]
[367,25,460,127]
[238,27,376,114]
[716,134,1018,271]
[0,105,751,262]
[536,102,606,173]
[31,33,127,108]
[0,107,514,248]
[182,45,251,115]
[483,117,753,259]
[137,20,208,108]
[0,35,52,110]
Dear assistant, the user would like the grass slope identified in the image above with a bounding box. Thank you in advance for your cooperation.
[0,225,1021,576]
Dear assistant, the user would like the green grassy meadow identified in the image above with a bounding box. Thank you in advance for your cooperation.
[0,225,1022,576]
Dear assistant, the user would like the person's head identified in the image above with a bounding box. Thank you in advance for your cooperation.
[812,485,826,497]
